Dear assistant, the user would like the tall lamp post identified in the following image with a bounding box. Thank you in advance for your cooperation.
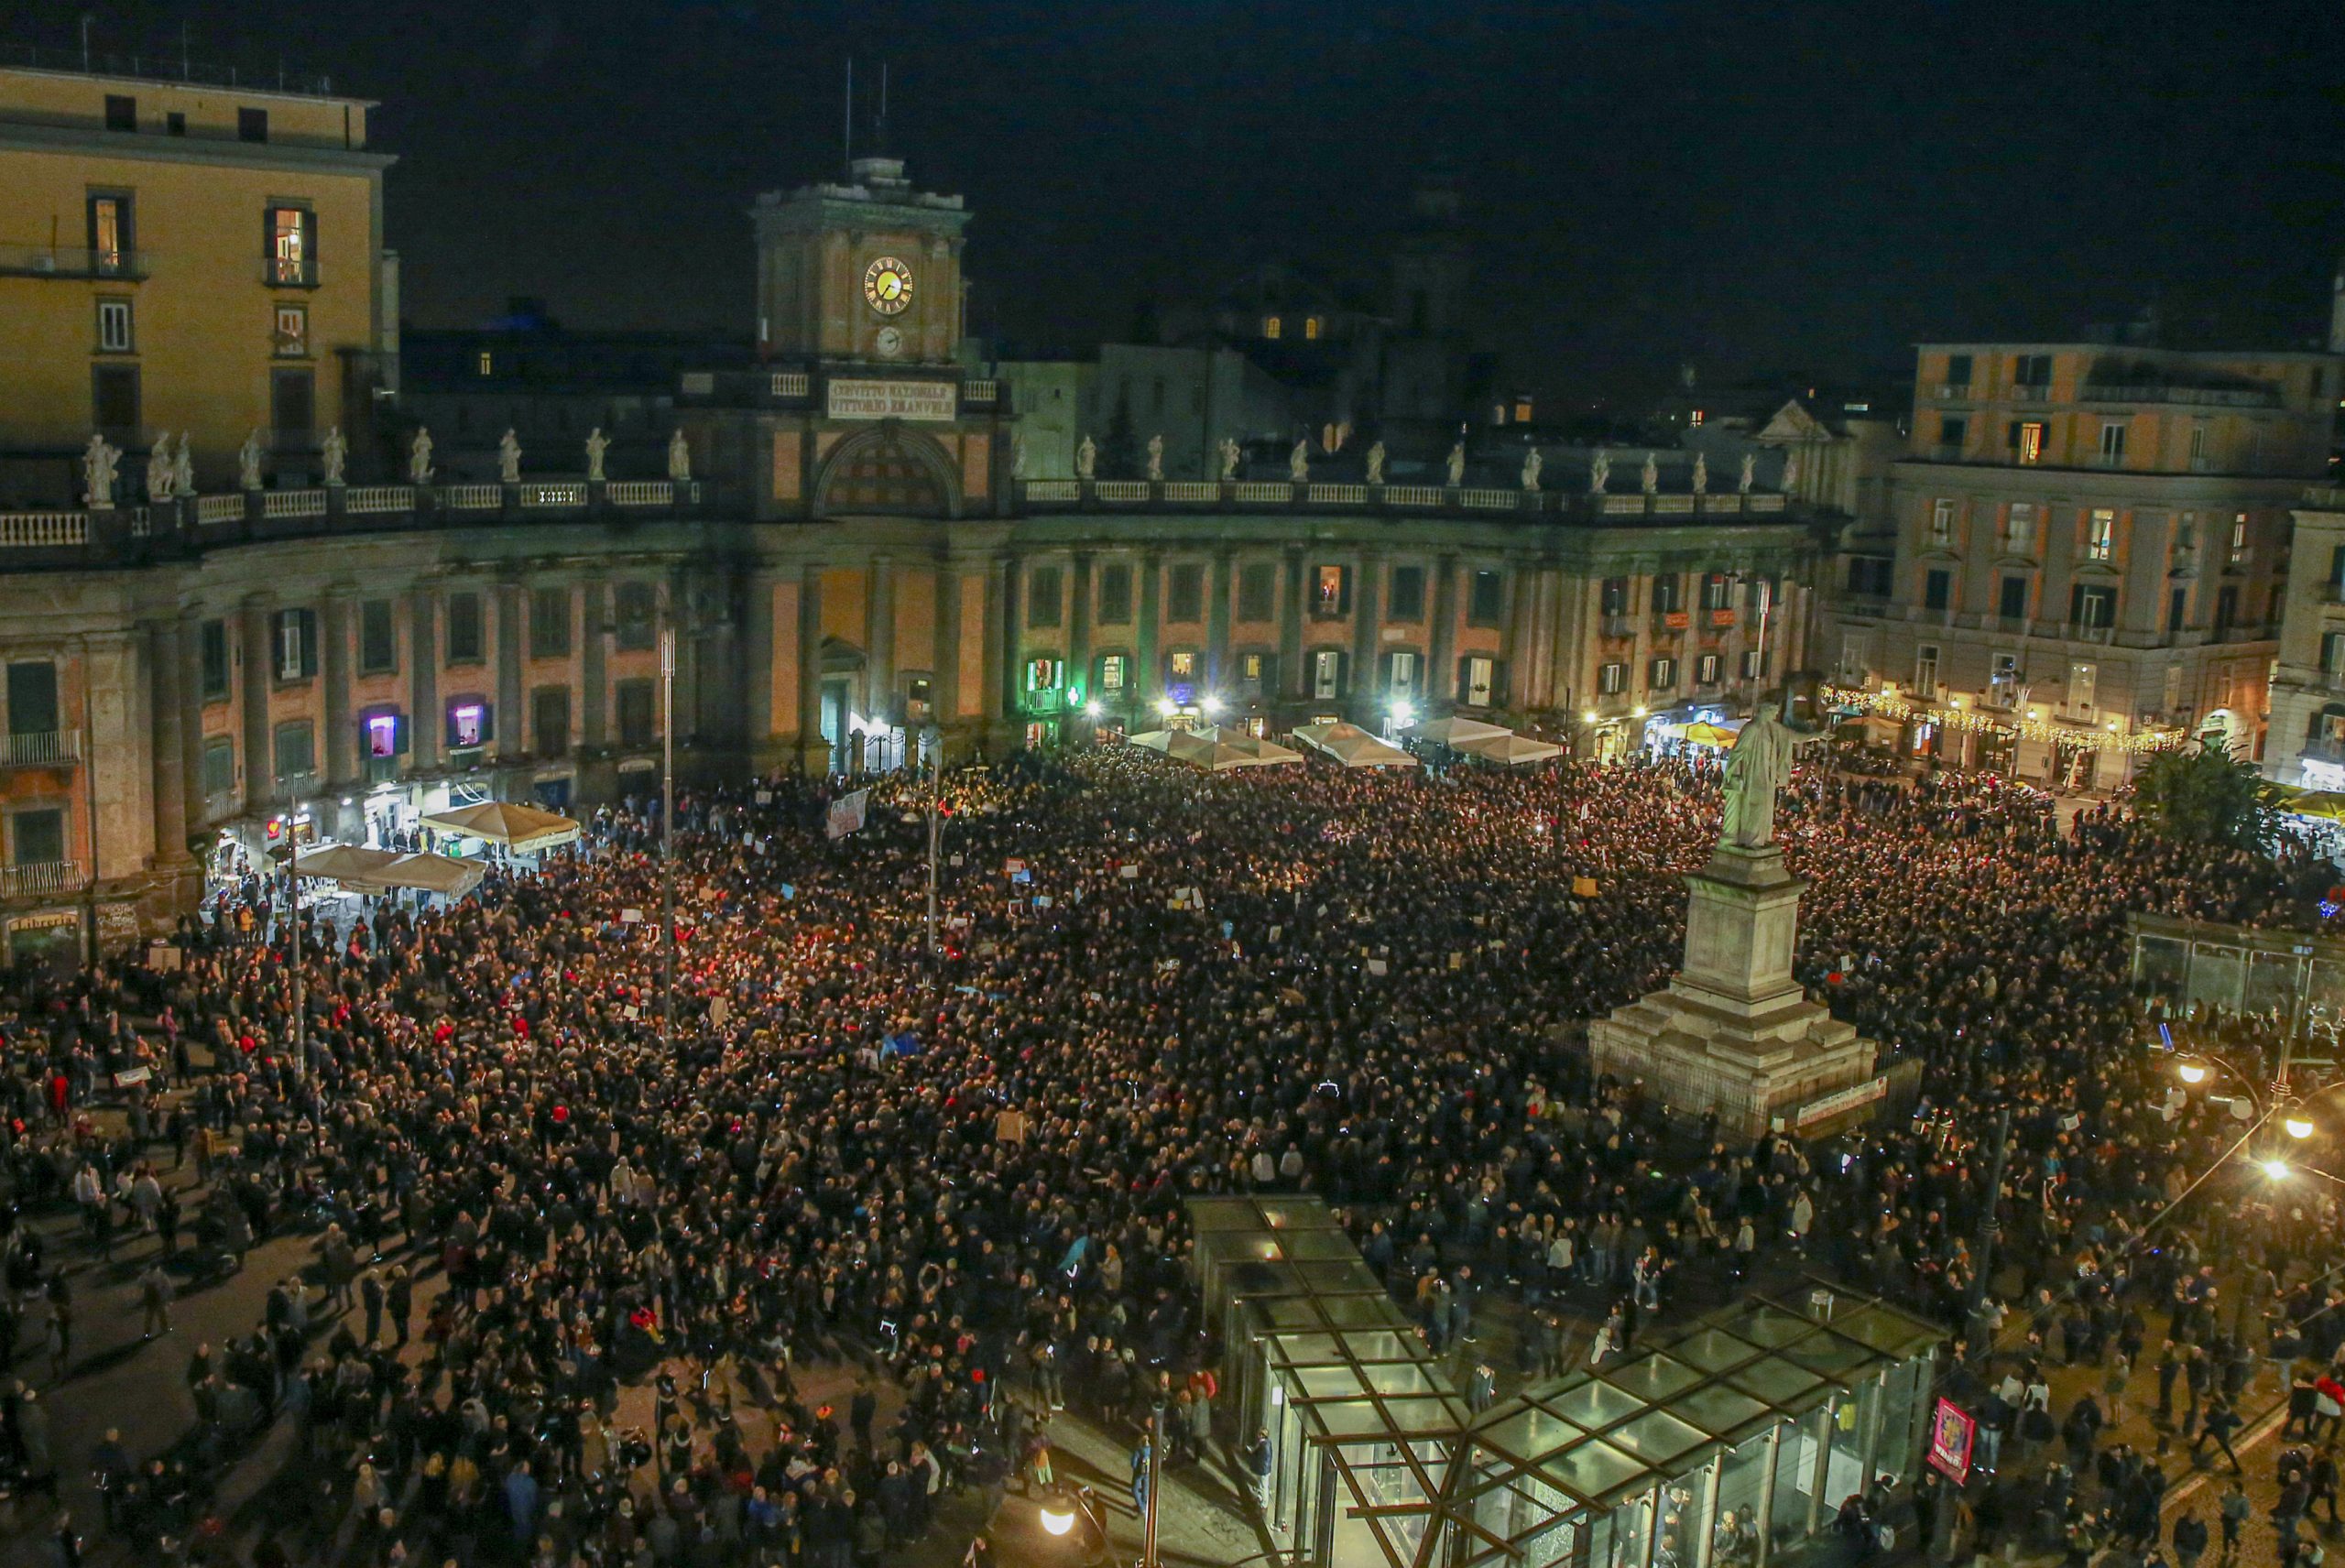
[660,626,676,1051]
[288,822,306,1082]
[921,723,943,958]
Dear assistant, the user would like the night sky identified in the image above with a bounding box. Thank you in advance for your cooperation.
[26,0,2345,405]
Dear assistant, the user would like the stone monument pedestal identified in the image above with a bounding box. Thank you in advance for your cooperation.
[1588,842,1877,1141]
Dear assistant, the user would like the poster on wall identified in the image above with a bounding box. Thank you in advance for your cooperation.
[1926,1399,1975,1485]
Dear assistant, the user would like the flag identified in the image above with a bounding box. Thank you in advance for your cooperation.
[825,788,869,841]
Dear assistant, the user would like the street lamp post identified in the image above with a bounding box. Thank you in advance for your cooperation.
[1142,1400,1166,1568]
[922,724,944,959]
[288,823,306,1082]
[660,626,676,1051]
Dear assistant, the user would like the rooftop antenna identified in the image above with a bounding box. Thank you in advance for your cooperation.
[875,60,889,157]
[843,58,854,180]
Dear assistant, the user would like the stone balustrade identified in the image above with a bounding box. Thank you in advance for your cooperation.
[1014,479,1794,523]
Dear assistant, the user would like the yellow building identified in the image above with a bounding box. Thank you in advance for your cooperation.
[0,60,394,504]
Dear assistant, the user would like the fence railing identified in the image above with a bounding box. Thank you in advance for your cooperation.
[0,512,87,547]
[1381,485,1445,506]
[344,485,412,514]
[261,489,327,518]
[520,482,587,507]
[0,731,82,768]
[1161,482,1218,502]
[771,373,811,398]
[1023,480,1080,501]
[1094,481,1149,502]
[1308,484,1367,505]
[194,495,245,524]
[605,481,673,506]
[0,244,147,280]
[0,861,87,898]
[964,379,998,405]
[442,484,501,510]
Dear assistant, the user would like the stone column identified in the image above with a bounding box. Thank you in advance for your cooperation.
[1135,550,1162,711]
[1428,554,1459,702]
[322,589,356,789]
[797,564,825,772]
[1206,548,1234,690]
[240,595,276,807]
[408,589,440,771]
[1067,550,1094,701]
[865,554,895,730]
[1278,547,1305,699]
[1351,549,1383,704]
[146,618,193,868]
[743,570,777,768]
[176,609,207,841]
[495,580,525,760]
[578,577,608,750]
[994,555,1020,735]
[933,561,964,748]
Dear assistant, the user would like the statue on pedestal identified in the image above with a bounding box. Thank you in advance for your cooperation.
[1365,441,1386,485]
[172,433,195,497]
[1075,435,1096,481]
[667,429,692,484]
[1218,438,1240,482]
[82,434,121,507]
[1445,441,1466,487]
[1589,448,1610,495]
[1522,447,1543,493]
[409,429,436,487]
[147,441,175,502]
[1780,449,1801,493]
[1145,433,1164,482]
[1289,439,1310,484]
[1010,434,1027,481]
[238,430,264,491]
[322,427,348,486]
[1641,452,1659,495]
[1719,700,1821,850]
[584,428,608,484]
[498,429,522,485]
[1738,452,1755,494]
[1692,452,1708,495]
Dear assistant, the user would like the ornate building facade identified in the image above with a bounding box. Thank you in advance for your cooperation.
[0,130,1818,966]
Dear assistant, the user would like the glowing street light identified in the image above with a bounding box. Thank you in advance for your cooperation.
[1085,700,1104,720]
[1039,1505,1076,1538]
[1201,695,1224,717]
[1390,700,1416,727]
[1581,711,1598,724]
[2285,1115,2316,1139]
[2262,1158,2291,1181]
[2176,1062,2208,1084]
[1157,698,1177,718]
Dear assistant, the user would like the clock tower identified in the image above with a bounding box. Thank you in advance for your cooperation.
[752,155,969,365]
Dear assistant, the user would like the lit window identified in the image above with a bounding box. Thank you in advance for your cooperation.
[1261,316,1282,341]
[366,714,398,757]
[2098,422,2127,463]
[273,303,308,357]
[1024,658,1059,691]
[1313,649,1343,699]
[2013,420,2045,463]
[1169,650,1196,680]
[1513,397,1534,423]
[88,193,131,275]
[477,351,494,376]
[1929,498,1953,544]
[1466,656,1496,706]
[1100,654,1126,693]
[267,205,315,286]
[1303,316,1323,341]
[1689,408,1705,427]
[2006,503,2036,553]
[2230,513,2249,565]
[96,299,133,354]
[2087,508,2115,562]
[450,702,485,748]
[1598,662,1627,694]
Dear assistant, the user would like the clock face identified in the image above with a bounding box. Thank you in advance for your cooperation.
[875,325,904,359]
[863,256,913,316]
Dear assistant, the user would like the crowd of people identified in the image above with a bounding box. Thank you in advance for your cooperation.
[0,744,2340,1568]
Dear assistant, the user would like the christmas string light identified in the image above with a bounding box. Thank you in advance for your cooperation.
[1820,684,2189,755]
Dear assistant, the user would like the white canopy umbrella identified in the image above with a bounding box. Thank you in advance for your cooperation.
[1400,715,1511,749]
[288,844,404,883]
[419,800,581,851]
[366,853,487,897]
[1456,732,1565,767]
[1126,729,1183,754]
[1291,721,1419,768]
[1198,725,1304,767]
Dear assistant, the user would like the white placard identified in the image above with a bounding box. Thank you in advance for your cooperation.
[827,378,956,421]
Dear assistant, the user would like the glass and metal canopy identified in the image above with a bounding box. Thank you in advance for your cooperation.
[1189,1196,1945,1568]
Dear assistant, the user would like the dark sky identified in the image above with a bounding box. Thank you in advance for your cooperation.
[29,0,2345,404]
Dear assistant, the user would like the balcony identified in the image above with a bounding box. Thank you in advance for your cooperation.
[1600,615,1635,639]
[0,861,87,898]
[0,244,147,280]
[1657,610,1691,632]
[262,256,320,289]
[2009,383,2054,403]
[1932,383,1973,401]
[1706,608,1737,629]
[273,768,323,800]
[0,730,81,768]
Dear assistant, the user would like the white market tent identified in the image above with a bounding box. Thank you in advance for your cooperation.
[419,800,582,851]
[286,844,486,897]
[1127,727,1303,771]
[1456,732,1565,767]
[1199,725,1304,767]
[1291,721,1419,769]
[1400,715,1511,749]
